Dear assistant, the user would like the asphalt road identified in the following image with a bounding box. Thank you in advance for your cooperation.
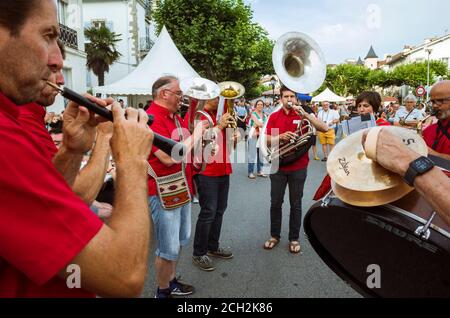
[142,141,361,298]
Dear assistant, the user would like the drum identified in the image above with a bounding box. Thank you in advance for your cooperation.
[304,191,450,298]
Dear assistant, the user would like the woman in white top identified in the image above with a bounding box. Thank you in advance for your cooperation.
[247,100,268,178]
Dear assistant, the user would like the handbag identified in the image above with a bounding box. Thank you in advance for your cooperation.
[147,117,191,210]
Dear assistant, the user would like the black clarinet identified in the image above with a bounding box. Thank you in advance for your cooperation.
[47,82,185,157]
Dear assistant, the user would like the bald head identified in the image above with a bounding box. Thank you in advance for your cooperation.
[430,80,450,98]
[430,80,450,121]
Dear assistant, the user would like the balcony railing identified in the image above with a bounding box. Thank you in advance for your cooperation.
[59,23,78,50]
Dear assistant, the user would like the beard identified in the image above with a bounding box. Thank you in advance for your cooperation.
[438,109,450,121]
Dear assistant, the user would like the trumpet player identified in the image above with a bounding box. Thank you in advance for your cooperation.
[263,85,327,254]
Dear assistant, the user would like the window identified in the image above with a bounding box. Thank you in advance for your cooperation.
[57,0,68,25]
[91,20,106,29]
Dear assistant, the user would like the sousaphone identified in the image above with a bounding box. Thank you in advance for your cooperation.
[180,77,221,172]
[260,31,327,166]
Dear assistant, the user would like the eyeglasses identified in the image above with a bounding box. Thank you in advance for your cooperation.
[427,97,450,107]
[164,89,183,98]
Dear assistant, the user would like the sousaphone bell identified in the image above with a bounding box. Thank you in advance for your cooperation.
[180,77,221,172]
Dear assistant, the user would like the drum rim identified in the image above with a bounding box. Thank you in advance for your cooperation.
[383,203,450,239]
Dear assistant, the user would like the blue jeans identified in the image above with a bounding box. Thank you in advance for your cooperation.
[248,137,263,174]
[148,196,191,261]
[248,151,263,174]
[269,168,307,241]
[193,175,230,256]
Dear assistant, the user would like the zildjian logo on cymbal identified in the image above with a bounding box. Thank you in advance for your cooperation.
[338,158,351,176]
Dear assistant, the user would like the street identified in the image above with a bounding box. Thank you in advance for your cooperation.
[143,141,361,298]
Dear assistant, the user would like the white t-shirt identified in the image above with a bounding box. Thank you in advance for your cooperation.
[393,106,424,122]
[318,109,340,129]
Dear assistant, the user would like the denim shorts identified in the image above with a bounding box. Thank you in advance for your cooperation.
[148,196,191,261]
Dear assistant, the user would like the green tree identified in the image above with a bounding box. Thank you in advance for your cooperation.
[153,0,274,98]
[317,64,371,96]
[84,25,122,86]
[389,61,448,87]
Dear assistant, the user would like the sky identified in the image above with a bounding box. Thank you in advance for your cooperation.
[244,0,450,64]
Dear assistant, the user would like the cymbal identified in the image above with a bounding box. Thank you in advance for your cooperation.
[331,181,414,207]
[327,126,428,192]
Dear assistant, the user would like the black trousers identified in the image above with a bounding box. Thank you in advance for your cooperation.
[269,168,307,241]
[193,175,230,256]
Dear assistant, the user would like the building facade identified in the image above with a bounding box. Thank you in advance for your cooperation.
[364,46,379,70]
[50,0,88,114]
[83,0,153,89]
[383,34,450,72]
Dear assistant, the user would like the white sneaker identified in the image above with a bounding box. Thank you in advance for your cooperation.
[193,197,199,204]
[248,173,256,179]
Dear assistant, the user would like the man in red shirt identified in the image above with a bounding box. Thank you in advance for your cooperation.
[423,81,450,160]
[146,76,206,298]
[18,41,114,205]
[263,85,327,254]
[191,97,236,272]
[0,0,154,297]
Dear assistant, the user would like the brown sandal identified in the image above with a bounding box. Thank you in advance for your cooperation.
[263,237,279,250]
[289,241,301,254]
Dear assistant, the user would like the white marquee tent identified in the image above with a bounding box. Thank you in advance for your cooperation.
[312,87,346,103]
[93,26,199,97]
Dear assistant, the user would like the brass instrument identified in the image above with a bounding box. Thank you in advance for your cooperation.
[268,107,314,164]
[180,77,220,172]
[416,109,438,135]
[218,81,245,129]
[260,31,327,166]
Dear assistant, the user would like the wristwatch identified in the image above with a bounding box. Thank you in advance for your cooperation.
[403,156,435,187]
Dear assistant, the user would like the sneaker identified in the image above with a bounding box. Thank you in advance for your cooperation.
[248,173,256,179]
[207,247,234,259]
[192,196,199,204]
[170,277,195,296]
[155,287,173,298]
[321,157,328,162]
[314,156,320,161]
[192,255,215,271]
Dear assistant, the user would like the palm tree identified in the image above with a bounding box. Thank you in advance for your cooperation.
[84,25,121,86]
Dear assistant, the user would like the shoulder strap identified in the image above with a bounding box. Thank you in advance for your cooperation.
[432,120,450,150]
[147,116,186,179]
[174,117,186,174]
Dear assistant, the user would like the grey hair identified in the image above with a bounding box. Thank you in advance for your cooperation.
[152,75,178,97]
[404,94,417,103]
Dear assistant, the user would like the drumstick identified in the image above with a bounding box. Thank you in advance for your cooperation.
[47,82,185,157]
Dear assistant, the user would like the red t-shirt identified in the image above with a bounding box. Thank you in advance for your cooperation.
[423,119,450,155]
[266,107,309,172]
[197,109,233,177]
[0,93,103,297]
[18,103,58,159]
[146,102,193,196]
[376,118,391,126]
